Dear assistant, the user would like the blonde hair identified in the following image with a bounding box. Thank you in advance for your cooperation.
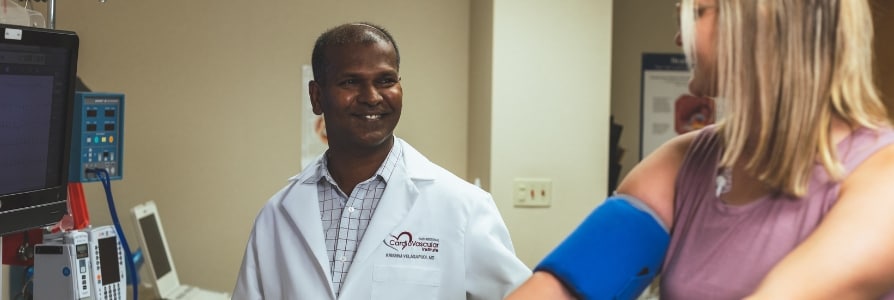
[680,0,889,197]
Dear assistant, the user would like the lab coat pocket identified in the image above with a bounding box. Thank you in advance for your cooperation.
[372,265,441,299]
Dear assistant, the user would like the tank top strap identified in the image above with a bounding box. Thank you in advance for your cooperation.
[674,126,724,203]
[680,126,723,168]
[838,127,894,174]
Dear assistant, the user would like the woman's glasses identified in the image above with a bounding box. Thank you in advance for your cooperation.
[676,2,717,28]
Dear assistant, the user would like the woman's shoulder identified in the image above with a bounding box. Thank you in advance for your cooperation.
[616,128,706,227]
[629,127,708,181]
[836,125,894,175]
[841,135,894,196]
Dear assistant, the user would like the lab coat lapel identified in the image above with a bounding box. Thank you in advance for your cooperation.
[350,163,419,265]
[351,139,435,265]
[279,174,336,298]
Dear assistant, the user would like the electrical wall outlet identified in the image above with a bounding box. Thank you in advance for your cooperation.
[513,178,552,208]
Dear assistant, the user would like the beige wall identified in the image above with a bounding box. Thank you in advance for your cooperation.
[488,0,614,266]
[41,0,470,292]
[610,0,681,181]
[468,0,493,192]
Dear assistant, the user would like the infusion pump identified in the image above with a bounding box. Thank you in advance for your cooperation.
[34,226,125,300]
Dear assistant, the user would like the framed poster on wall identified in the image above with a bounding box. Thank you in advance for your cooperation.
[640,53,715,160]
[301,64,329,168]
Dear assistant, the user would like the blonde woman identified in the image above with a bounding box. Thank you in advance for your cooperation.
[508,0,894,299]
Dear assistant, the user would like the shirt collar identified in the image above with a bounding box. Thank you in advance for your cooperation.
[304,140,404,185]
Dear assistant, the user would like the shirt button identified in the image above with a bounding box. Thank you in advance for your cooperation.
[340,256,347,262]
[347,206,356,213]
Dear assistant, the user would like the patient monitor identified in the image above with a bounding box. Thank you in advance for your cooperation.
[0,24,79,235]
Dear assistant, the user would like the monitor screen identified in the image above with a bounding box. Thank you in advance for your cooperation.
[139,214,173,278]
[0,25,78,235]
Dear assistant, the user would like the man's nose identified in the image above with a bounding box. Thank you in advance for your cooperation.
[358,83,383,105]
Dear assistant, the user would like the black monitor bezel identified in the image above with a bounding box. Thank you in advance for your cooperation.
[0,24,79,236]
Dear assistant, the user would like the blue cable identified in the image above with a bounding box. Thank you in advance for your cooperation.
[92,169,139,300]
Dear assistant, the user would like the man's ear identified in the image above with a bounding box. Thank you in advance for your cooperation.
[309,80,323,115]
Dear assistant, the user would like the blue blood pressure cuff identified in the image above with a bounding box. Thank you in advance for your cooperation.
[534,195,670,300]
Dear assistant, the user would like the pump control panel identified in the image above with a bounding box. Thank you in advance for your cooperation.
[69,92,125,182]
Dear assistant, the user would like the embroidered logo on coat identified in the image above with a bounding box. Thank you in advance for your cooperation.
[383,231,440,261]
[383,231,439,253]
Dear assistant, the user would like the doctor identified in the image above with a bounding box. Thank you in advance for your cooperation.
[233,22,531,300]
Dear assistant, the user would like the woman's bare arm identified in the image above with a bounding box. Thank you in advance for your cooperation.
[747,144,894,299]
[505,130,696,300]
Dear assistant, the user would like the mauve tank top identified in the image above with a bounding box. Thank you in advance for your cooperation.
[661,126,894,299]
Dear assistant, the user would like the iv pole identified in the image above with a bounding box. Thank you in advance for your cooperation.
[46,0,54,29]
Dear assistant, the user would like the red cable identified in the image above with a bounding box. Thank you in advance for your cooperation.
[67,182,91,230]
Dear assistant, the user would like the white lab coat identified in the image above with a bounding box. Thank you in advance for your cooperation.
[233,138,531,300]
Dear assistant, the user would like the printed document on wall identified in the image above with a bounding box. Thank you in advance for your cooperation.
[640,53,716,159]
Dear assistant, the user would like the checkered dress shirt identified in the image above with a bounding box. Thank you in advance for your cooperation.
[316,143,402,296]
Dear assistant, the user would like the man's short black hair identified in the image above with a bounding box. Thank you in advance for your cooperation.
[311,22,400,83]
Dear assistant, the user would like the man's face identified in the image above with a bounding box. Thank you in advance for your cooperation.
[309,40,402,150]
